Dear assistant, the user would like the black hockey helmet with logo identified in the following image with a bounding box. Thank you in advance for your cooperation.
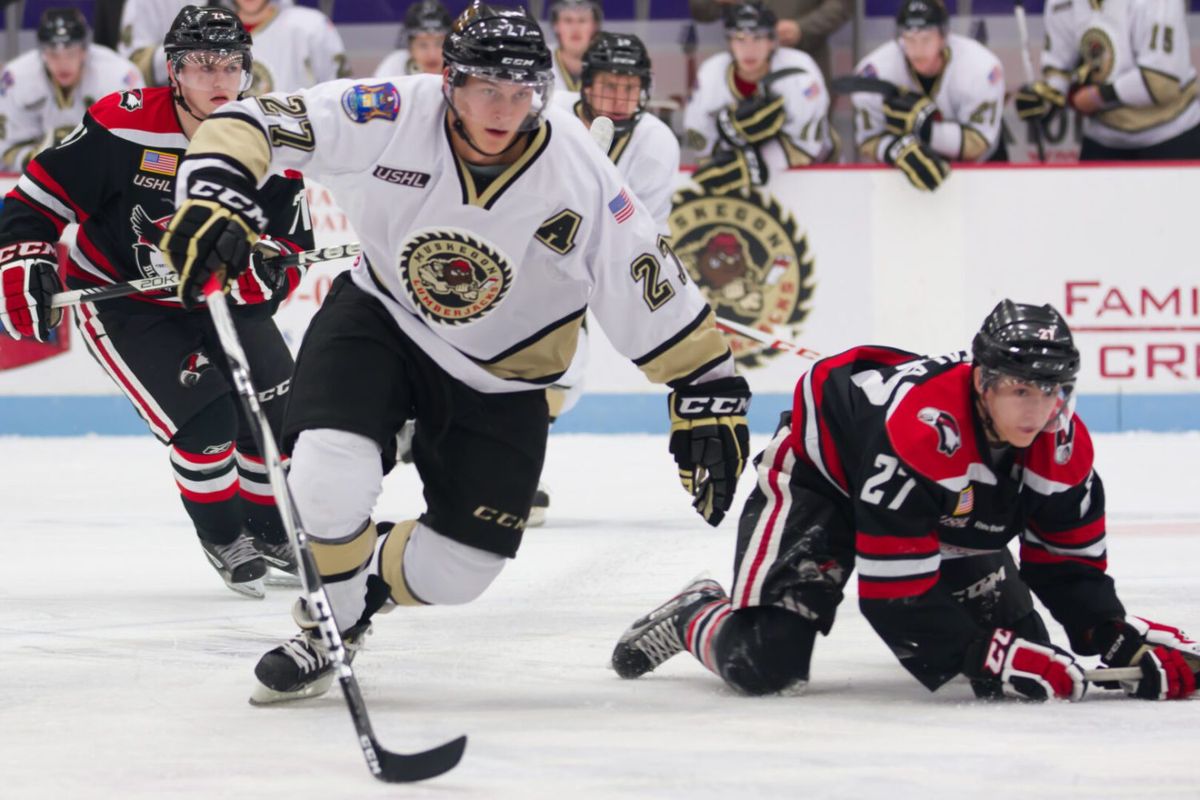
[165,6,254,115]
[37,8,89,48]
[972,300,1080,387]
[723,2,778,36]
[581,32,652,132]
[443,3,553,83]
[405,0,453,41]
[548,0,603,24]
[896,0,948,34]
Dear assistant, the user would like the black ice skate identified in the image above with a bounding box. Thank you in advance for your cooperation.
[611,575,727,679]
[527,482,550,527]
[199,532,267,599]
[250,601,371,705]
[254,538,302,588]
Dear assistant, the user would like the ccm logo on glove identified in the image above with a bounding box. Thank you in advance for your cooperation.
[191,179,268,229]
[677,396,750,416]
[0,241,54,261]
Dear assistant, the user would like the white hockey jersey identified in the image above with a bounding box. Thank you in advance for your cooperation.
[551,49,583,93]
[852,34,1006,163]
[374,49,421,78]
[684,47,834,170]
[240,4,350,95]
[0,46,142,170]
[118,0,190,85]
[179,75,733,395]
[554,91,681,227]
[1042,0,1200,148]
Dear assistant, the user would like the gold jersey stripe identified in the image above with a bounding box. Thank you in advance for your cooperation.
[130,47,157,85]
[450,118,551,209]
[634,307,731,385]
[379,519,426,606]
[309,520,379,578]
[960,125,990,161]
[188,114,272,183]
[475,307,585,382]
[555,49,582,92]
[1099,73,1197,133]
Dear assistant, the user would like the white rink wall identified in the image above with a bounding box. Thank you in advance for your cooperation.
[2,163,1198,434]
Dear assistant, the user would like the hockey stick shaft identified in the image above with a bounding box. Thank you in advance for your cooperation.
[48,241,363,309]
[828,74,901,98]
[715,315,823,361]
[201,274,466,783]
[1083,666,1142,683]
[1013,1,1047,163]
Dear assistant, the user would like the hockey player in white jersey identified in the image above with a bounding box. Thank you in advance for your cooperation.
[683,2,834,197]
[547,0,601,93]
[0,8,142,170]
[231,0,350,94]
[374,0,452,78]
[851,0,1005,192]
[1014,0,1200,160]
[158,2,750,702]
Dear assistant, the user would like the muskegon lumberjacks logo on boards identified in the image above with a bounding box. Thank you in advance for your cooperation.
[400,228,513,325]
[669,186,814,368]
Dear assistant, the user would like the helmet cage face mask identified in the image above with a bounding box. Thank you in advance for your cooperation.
[171,50,253,94]
[977,367,1077,434]
[445,63,554,134]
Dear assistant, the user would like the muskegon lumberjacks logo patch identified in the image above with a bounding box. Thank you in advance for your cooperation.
[917,407,962,456]
[400,228,513,325]
[669,187,814,368]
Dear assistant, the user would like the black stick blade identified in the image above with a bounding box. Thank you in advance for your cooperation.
[372,734,468,783]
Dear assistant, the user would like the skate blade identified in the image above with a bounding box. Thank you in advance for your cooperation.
[224,577,266,600]
[249,672,336,706]
[264,569,301,588]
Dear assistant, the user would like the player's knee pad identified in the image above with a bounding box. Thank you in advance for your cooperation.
[717,606,817,696]
[376,519,506,606]
[289,428,384,539]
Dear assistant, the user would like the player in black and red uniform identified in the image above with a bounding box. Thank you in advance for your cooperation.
[613,301,1199,702]
[0,6,313,598]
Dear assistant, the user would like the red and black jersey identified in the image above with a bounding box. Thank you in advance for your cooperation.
[790,345,1124,687]
[0,87,312,309]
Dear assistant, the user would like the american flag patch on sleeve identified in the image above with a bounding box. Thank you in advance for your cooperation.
[608,188,634,223]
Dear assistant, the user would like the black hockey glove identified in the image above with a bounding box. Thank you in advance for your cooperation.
[717,93,786,147]
[668,376,751,527]
[161,171,266,310]
[0,241,62,342]
[884,135,949,192]
[1091,617,1199,700]
[883,91,937,143]
[965,628,1086,702]
[1014,81,1065,122]
[692,148,768,196]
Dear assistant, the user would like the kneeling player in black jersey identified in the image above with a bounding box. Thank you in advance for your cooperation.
[614,300,1199,702]
[0,6,314,598]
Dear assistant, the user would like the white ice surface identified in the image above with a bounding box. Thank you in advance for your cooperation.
[3,432,1199,799]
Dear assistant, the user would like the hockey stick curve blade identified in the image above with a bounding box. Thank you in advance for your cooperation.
[589,115,615,152]
[371,732,468,783]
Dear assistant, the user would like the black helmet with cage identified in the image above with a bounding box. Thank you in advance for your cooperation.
[404,0,453,43]
[895,0,948,34]
[580,32,652,133]
[37,8,89,48]
[164,5,254,116]
[723,2,778,37]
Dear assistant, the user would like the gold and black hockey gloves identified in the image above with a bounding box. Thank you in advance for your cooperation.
[1014,81,1065,122]
[692,148,768,196]
[161,174,266,310]
[717,93,787,147]
[883,91,937,143]
[668,376,751,527]
[1091,617,1199,701]
[0,241,61,342]
[884,134,950,192]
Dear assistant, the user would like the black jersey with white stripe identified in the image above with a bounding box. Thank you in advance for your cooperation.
[790,346,1124,688]
[0,87,311,309]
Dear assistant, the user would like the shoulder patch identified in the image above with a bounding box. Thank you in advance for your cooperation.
[341,82,400,123]
[1023,415,1094,494]
[118,89,143,112]
[88,86,178,134]
[0,70,13,98]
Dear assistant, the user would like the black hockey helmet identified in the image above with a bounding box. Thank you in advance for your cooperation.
[165,6,254,114]
[405,0,453,41]
[37,8,89,48]
[723,2,778,36]
[581,32,652,132]
[972,300,1080,387]
[896,0,948,34]
[548,0,603,24]
[443,3,553,83]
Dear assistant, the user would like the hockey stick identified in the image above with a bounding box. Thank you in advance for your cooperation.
[1013,0,1047,163]
[589,115,615,153]
[828,74,901,99]
[715,315,822,361]
[48,242,363,309]
[200,273,466,783]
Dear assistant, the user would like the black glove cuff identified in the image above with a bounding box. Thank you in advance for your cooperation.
[670,376,751,419]
[1092,620,1143,666]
